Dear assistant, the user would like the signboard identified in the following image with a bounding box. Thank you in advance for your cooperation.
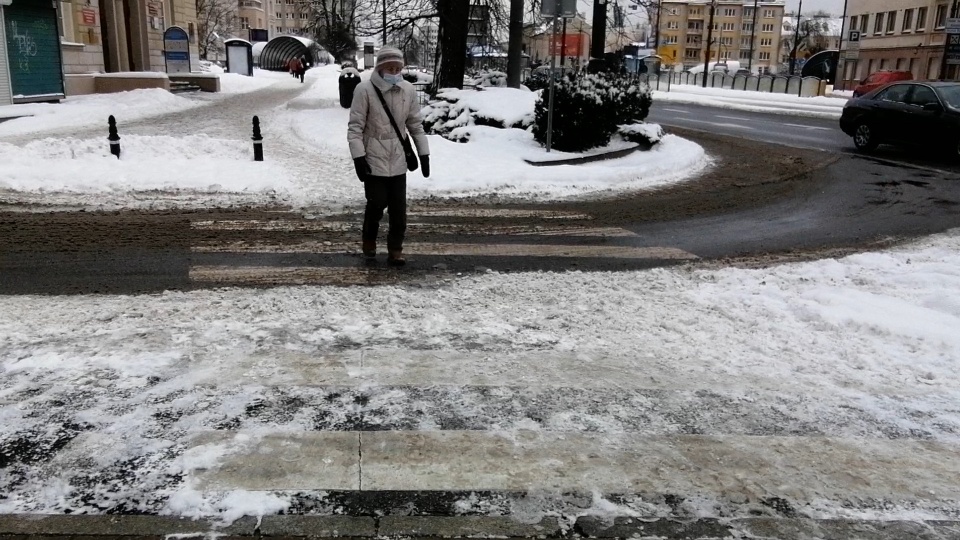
[541,0,576,18]
[163,26,190,73]
[947,33,960,65]
[363,42,374,70]
[81,8,96,24]
[946,17,960,34]
[549,34,584,57]
[844,30,861,60]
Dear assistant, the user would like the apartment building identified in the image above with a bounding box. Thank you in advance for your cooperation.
[841,0,960,87]
[266,0,310,39]
[659,0,785,74]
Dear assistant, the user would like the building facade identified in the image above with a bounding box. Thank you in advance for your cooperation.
[56,0,200,75]
[840,0,960,88]
[659,0,786,74]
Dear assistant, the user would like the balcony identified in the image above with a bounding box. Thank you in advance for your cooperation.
[240,0,263,8]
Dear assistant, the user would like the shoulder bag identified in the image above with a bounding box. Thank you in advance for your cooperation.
[372,85,419,172]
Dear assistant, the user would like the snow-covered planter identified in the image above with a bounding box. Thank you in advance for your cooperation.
[618,123,664,147]
[422,87,536,143]
[467,69,508,87]
[532,74,652,152]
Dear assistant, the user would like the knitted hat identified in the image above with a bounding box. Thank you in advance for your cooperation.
[375,46,404,70]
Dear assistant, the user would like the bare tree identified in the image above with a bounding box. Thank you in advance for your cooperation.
[304,0,360,61]
[196,0,240,60]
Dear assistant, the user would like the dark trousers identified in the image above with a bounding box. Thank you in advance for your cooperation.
[296,69,305,83]
[363,175,407,251]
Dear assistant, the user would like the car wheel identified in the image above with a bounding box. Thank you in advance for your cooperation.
[853,122,878,152]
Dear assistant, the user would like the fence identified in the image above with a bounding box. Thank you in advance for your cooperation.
[631,72,828,98]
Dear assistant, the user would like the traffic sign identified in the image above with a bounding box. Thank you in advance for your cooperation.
[848,30,860,42]
[541,0,576,18]
[946,17,960,34]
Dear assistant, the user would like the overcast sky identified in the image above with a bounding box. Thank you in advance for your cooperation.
[785,0,846,16]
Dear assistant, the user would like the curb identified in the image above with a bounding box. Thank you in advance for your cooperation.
[1,515,959,539]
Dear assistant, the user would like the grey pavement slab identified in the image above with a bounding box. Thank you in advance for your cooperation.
[378,516,561,537]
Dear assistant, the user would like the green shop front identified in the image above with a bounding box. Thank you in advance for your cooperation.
[1,0,65,104]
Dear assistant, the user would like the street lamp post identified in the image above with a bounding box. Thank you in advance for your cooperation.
[834,0,848,89]
[701,0,716,87]
[789,0,803,75]
[747,0,758,72]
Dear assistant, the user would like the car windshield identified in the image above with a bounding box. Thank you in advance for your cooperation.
[936,85,960,108]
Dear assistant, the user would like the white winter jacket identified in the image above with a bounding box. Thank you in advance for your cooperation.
[347,70,430,177]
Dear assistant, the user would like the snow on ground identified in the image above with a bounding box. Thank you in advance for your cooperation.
[0,228,958,519]
[653,84,849,119]
[0,69,293,138]
[0,65,709,209]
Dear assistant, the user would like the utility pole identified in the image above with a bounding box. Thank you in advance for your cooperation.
[561,16,568,67]
[938,0,960,80]
[834,0,848,89]
[702,0,716,86]
[747,0,758,72]
[789,0,803,75]
[506,0,523,87]
[382,0,387,44]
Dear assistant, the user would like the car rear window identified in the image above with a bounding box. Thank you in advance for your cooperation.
[937,85,960,108]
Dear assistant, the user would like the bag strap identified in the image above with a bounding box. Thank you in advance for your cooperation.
[372,85,408,143]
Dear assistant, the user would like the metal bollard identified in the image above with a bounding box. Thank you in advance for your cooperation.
[252,116,263,162]
[108,115,121,159]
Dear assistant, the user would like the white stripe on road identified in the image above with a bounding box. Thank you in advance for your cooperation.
[716,115,747,121]
[662,107,691,114]
[783,123,833,131]
[187,430,960,497]
[681,118,755,130]
[191,243,696,259]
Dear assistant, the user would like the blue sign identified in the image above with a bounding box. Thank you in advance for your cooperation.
[163,26,191,73]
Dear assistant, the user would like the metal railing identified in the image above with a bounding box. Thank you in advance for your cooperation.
[630,71,828,97]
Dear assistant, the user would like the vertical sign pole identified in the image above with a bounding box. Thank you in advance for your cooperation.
[546,1,559,153]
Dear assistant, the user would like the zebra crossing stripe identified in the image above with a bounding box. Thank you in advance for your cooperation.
[187,430,960,495]
[191,243,695,259]
[191,220,636,237]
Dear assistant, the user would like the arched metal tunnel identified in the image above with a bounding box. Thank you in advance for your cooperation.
[254,36,324,70]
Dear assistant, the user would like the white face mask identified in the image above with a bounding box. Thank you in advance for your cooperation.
[383,73,403,85]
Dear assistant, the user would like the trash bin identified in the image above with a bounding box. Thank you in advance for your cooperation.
[339,67,362,108]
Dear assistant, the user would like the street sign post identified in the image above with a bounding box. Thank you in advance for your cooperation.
[844,30,860,60]
[541,0,576,18]
[163,26,191,74]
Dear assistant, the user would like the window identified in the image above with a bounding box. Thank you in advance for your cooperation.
[720,36,733,45]
[667,21,679,29]
[739,49,751,60]
[57,2,75,41]
[860,14,869,32]
[850,15,858,31]
[686,35,701,44]
[721,51,731,59]
[300,12,307,19]
[743,8,754,19]
[722,8,736,17]
[876,84,909,103]
[907,85,939,107]
[685,48,699,59]
[763,9,774,18]
[886,11,896,33]
[275,11,282,18]
[722,22,735,31]
[665,34,678,44]
[742,22,753,32]
[759,51,770,60]
[903,9,914,32]
[759,66,770,74]
[241,16,250,29]
[740,36,751,47]
[760,38,772,46]
[688,21,702,30]
[880,58,889,69]
[668,8,678,15]
[936,4,947,29]
[761,23,774,32]
[917,7,928,31]
[689,7,701,16]
[874,12,884,34]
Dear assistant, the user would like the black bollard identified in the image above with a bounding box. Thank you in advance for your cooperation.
[252,116,263,162]
[108,115,121,159]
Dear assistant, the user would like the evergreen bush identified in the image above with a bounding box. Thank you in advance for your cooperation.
[532,74,652,152]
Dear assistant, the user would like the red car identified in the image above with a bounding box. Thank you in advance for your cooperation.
[852,70,913,97]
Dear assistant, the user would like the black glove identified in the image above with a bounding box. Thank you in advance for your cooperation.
[354,157,371,182]
[420,155,430,178]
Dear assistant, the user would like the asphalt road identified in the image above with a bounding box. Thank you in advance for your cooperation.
[647,100,960,173]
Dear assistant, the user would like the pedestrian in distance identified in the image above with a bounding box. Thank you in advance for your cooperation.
[347,46,430,267]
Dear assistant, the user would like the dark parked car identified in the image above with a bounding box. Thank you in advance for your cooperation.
[839,81,960,158]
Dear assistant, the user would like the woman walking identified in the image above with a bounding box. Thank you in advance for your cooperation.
[347,46,430,266]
